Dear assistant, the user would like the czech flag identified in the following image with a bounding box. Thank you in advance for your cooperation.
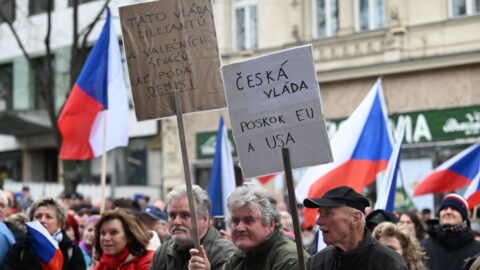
[296,79,393,228]
[414,143,480,198]
[26,221,64,270]
[58,8,128,160]
[208,116,236,216]
[375,125,405,212]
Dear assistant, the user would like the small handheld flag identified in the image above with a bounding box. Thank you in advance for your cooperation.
[26,221,64,270]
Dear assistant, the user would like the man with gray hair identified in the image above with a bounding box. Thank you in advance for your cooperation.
[150,184,237,270]
[189,183,308,270]
[303,186,407,270]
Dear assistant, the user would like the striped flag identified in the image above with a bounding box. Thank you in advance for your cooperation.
[414,143,480,198]
[26,221,64,270]
[208,117,236,216]
[296,79,393,228]
[58,8,128,160]
[375,125,405,211]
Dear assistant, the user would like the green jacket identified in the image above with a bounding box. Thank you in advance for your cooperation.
[149,226,237,270]
[223,228,309,270]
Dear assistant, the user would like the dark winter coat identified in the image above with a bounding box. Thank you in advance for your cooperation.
[421,220,480,270]
[223,228,310,270]
[3,230,86,270]
[149,226,237,270]
[307,230,407,270]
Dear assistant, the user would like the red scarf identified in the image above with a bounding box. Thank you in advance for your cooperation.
[96,246,130,270]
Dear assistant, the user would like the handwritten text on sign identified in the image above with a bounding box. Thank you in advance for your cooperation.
[119,1,225,120]
[222,45,333,178]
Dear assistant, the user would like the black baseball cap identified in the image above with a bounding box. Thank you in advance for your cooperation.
[303,186,370,213]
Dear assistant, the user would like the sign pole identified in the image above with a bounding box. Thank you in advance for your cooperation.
[173,91,201,250]
[282,147,306,270]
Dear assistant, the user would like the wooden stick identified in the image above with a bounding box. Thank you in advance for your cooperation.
[282,148,306,270]
[173,91,201,250]
[100,112,108,214]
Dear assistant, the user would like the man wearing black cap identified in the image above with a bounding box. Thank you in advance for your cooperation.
[421,193,480,270]
[304,186,407,270]
[140,206,169,243]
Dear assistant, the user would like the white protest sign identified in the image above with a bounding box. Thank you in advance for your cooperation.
[222,45,333,178]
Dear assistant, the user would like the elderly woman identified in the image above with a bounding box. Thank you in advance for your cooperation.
[93,209,153,270]
[373,222,426,270]
[4,197,86,269]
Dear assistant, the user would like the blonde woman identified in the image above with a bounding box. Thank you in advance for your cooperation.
[373,222,426,270]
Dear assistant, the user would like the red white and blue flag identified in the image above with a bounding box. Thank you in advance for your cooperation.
[296,79,393,228]
[26,221,63,270]
[413,143,480,203]
[208,116,236,216]
[58,8,128,160]
[375,125,405,212]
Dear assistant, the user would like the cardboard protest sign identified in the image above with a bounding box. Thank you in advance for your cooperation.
[119,0,225,120]
[221,45,333,178]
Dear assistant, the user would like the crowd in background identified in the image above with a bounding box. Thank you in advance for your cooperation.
[1,184,480,269]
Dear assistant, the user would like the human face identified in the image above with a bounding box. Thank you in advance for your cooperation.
[83,222,96,246]
[399,214,415,235]
[34,206,61,235]
[100,219,128,256]
[167,196,208,247]
[0,196,8,222]
[230,204,274,252]
[316,206,356,250]
[378,235,403,256]
[439,206,463,225]
[75,214,89,238]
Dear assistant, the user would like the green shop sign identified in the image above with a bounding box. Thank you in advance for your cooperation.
[196,130,237,159]
[197,106,480,159]
[325,106,480,144]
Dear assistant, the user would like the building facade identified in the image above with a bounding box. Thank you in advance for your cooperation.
[0,0,479,204]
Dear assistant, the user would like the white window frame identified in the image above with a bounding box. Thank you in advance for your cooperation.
[354,0,384,32]
[232,0,257,51]
[312,0,339,38]
[448,0,480,17]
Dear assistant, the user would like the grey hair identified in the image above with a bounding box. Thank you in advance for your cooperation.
[0,189,9,208]
[29,197,66,227]
[166,185,210,218]
[227,183,280,227]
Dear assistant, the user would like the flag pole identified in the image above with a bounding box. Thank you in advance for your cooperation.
[282,147,306,270]
[100,112,108,214]
[473,206,478,219]
[173,91,201,250]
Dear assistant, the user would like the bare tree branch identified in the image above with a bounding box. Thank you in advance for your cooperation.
[80,0,111,49]
[0,3,31,62]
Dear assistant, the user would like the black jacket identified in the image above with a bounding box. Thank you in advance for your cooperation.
[307,230,407,270]
[3,230,86,270]
[421,220,480,270]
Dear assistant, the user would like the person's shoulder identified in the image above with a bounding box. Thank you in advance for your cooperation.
[306,246,336,268]
[370,241,407,269]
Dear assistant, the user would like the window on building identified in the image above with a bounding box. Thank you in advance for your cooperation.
[29,0,53,16]
[450,0,480,17]
[234,0,257,51]
[0,0,15,23]
[356,0,384,31]
[0,63,13,111]
[126,138,148,185]
[68,0,97,7]
[314,0,339,38]
[31,56,54,110]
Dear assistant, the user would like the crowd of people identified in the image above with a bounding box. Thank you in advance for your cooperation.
[0,184,480,269]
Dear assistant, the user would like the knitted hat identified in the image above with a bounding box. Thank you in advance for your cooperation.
[439,194,469,221]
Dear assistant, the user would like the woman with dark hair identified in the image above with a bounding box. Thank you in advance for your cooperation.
[399,210,426,241]
[4,197,86,270]
[93,209,153,270]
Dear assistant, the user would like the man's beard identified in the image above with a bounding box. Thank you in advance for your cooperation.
[170,226,194,247]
